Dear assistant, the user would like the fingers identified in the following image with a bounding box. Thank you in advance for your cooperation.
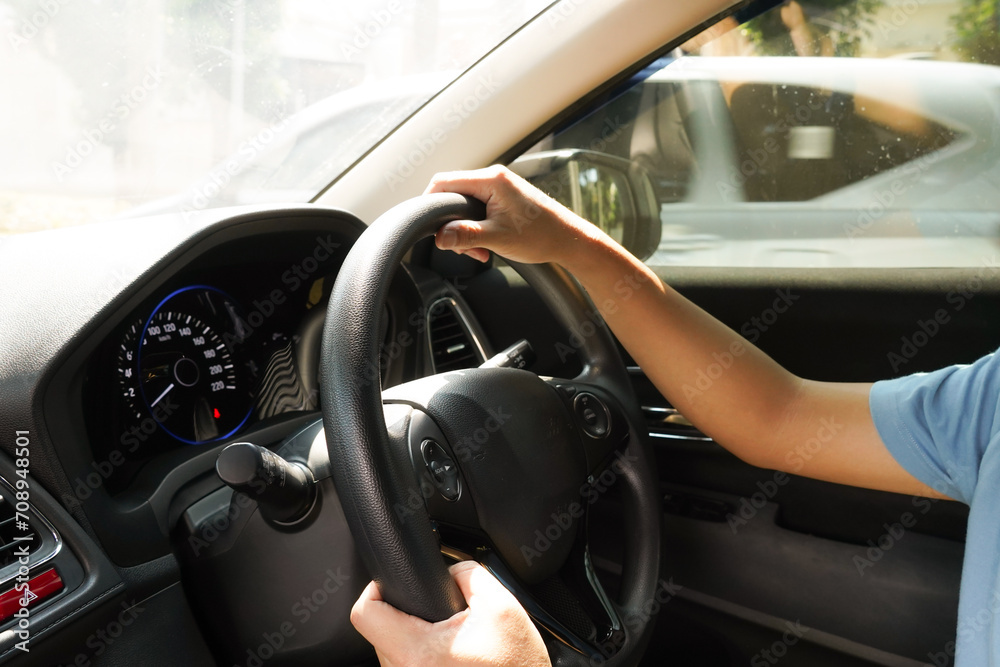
[427,168,508,263]
[426,164,579,267]
[352,568,550,667]
[357,578,383,602]
[424,165,509,200]
[446,562,552,667]
[459,248,491,263]
[351,580,430,663]
[448,560,485,601]
[349,580,388,638]
[434,220,490,262]
[449,560,521,614]
[435,220,484,251]
[434,220,492,262]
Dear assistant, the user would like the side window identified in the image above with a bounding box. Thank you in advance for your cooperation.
[721,82,956,203]
[515,0,1000,269]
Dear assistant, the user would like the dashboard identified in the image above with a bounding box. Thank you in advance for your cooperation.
[0,195,617,666]
[35,207,473,567]
[0,203,507,663]
[82,232,351,493]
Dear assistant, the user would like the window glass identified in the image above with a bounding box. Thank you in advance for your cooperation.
[516,0,1000,268]
[0,0,552,234]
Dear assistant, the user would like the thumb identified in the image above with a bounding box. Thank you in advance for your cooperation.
[350,581,428,654]
[449,560,519,613]
[435,220,487,250]
[435,220,492,262]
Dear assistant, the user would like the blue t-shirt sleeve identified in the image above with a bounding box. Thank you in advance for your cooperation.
[869,352,1000,504]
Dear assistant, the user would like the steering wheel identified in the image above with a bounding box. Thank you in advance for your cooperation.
[320,194,661,666]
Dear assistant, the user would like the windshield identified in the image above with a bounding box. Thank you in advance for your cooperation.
[0,0,552,234]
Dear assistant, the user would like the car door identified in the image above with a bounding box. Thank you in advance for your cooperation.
[460,2,993,664]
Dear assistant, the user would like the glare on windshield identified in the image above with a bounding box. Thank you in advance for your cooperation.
[0,0,551,233]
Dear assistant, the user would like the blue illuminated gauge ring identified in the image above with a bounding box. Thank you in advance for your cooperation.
[137,285,252,445]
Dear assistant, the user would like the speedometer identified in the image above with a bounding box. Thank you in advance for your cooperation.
[116,317,145,422]
[139,286,252,444]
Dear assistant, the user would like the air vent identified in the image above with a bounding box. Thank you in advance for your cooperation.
[0,495,38,570]
[427,298,485,373]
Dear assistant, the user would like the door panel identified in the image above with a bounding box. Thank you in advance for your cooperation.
[462,264,982,665]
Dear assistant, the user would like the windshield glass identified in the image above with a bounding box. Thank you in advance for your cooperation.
[0,0,551,234]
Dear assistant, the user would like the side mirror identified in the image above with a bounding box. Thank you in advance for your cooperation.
[510,149,661,260]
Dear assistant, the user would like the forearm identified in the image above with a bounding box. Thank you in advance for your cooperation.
[552,220,941,496]
[427,165,941,496]
[553,218,801,468]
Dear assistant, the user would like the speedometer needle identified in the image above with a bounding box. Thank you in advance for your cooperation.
[151,382,175,408]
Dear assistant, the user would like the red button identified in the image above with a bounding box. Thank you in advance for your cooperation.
[0,568,63,622]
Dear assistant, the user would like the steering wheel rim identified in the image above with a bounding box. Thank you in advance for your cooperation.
[320,193,661,665]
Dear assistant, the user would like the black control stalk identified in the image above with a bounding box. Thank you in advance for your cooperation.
[480,339,535,370]
[216,442,315,524]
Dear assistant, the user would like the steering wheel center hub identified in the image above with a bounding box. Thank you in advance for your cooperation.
[386,367,588,583]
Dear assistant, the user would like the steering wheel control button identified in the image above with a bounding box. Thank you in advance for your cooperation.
[480,339,536,370]
[573,392,611,438]
[421,439,461,501]
[554,383,578,401]
[216,442,316,524]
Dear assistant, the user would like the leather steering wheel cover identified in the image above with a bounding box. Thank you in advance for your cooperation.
[513,262,661,667]
[321,194,484,622]
[321,193,661,665]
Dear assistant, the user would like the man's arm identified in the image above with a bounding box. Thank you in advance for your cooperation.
[427,165,944,498]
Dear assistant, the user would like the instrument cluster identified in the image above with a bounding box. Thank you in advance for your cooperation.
[82,228,358,494]
[116,285,256,446]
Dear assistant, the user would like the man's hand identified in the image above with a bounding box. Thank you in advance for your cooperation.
[425,166,942,500]
[425,165,602,266]
[351,561,551,667]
